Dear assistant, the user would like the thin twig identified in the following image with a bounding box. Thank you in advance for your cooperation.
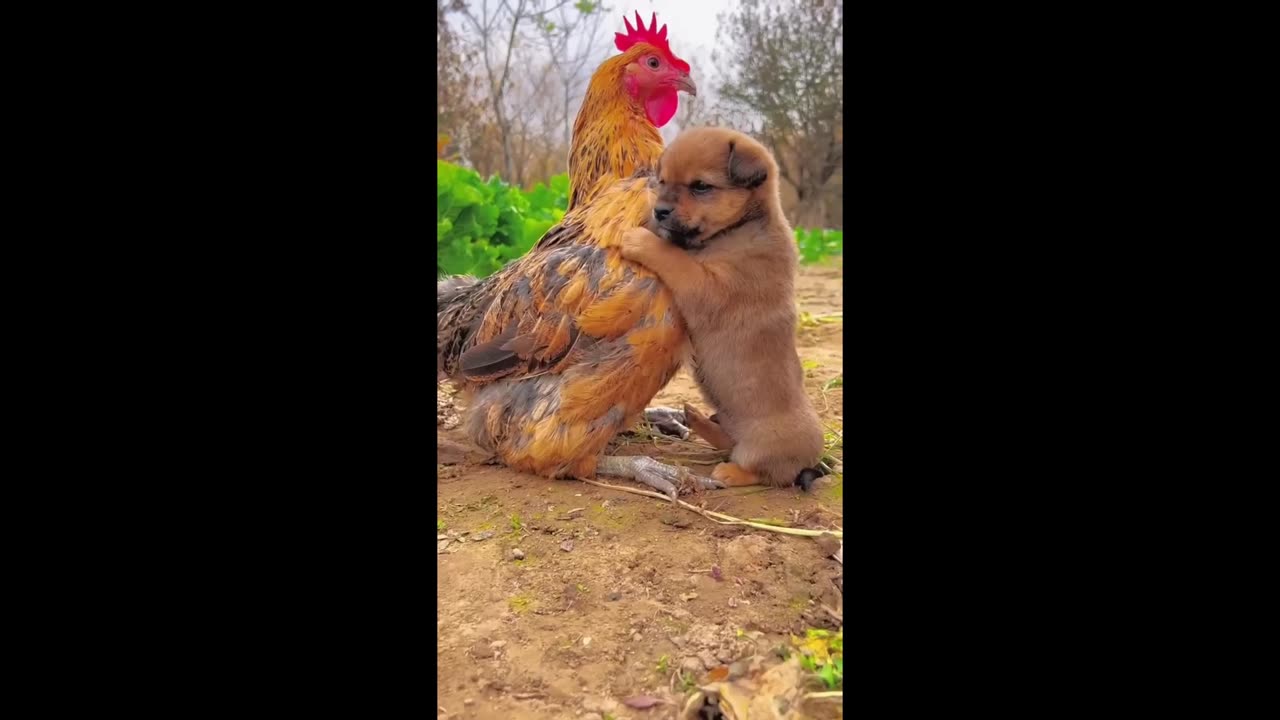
[578,478,842,539]
[804,691,843,700]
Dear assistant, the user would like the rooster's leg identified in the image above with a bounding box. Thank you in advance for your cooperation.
[643,406,690,439]
[597,455,723,501]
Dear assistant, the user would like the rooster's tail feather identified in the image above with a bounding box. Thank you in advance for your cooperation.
[437,274,486,382]
[438,275,480,306]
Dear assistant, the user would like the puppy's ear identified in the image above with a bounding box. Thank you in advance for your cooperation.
[727,140,768,189]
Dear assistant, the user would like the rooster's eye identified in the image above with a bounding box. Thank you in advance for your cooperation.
[646,56,660,70]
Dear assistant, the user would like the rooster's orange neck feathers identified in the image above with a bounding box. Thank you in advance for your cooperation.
[565,49,665,212]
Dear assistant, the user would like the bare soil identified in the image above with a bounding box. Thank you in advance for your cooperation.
[437,261,844,719]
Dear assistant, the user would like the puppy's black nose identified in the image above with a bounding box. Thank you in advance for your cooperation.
[654,205,672,221]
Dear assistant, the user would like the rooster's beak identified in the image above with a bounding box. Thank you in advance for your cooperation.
[676,74,697,97]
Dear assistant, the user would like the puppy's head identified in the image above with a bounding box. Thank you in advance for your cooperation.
[649,127,778,249]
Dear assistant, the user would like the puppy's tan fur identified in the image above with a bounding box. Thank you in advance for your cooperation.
[621,127,824,488]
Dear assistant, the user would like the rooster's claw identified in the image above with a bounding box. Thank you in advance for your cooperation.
[644,406,690,440]
[597,455,722,501]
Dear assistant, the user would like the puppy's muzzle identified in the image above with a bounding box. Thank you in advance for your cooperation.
[657,216,702,249]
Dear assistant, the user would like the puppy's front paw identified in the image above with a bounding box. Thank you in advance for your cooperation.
[620,227,658,261]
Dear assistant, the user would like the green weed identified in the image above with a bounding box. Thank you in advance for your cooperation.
[508,593,535,614]
[793,628,843,690]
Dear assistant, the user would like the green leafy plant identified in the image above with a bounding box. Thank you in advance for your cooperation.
[795,227,843,264]
[437,160,567,278]
[438,160,840,277]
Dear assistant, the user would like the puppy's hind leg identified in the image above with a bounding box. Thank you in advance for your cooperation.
[794,467,827,492]
[711,462,763,488]
[682,403,735,451]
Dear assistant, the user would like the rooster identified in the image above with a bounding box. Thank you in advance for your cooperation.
[437,12,709,499]
[564,13,695,211]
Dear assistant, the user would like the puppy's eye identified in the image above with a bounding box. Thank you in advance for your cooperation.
[646,56,660,70]
[689,180,712,195]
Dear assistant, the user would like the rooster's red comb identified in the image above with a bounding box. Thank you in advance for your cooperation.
[614,11,690,74]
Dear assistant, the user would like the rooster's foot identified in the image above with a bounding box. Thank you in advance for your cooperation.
[643,406,690,440]
[597,455,723,501]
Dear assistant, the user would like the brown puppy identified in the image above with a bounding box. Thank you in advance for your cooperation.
[620,127,825,489]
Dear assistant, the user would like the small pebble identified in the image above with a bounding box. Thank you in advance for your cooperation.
[681,656,704,673]
[607,591,621,601]
[511,548,525,560]
[581,636,592,647]
[560,540,574,552]
[490,640,507,649]
[463,698,474,706]
[631,632,642,642]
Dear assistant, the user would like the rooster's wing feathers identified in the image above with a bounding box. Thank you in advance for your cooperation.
[451,177,669,386]
[457,244,591,382]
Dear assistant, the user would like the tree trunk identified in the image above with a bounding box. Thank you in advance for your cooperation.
[496,106,514,180]
[563,89,571,149]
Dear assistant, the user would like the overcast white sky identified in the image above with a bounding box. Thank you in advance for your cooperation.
[446,1,734,141]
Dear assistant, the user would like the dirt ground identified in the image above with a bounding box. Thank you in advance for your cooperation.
[437,261,844,720]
